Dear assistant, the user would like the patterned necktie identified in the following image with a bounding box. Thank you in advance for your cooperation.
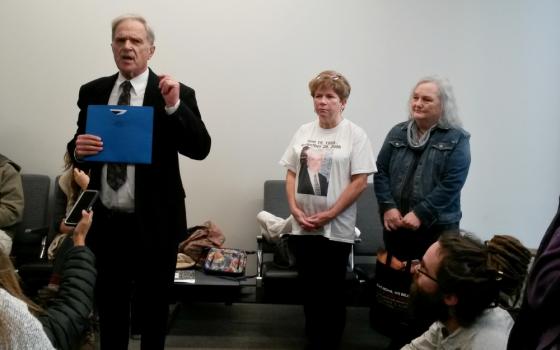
[107,81,132,191]
[313,173,321,195]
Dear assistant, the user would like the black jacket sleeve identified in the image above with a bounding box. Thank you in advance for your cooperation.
[38,246,96,350]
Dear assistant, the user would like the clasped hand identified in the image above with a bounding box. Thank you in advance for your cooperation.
[293,207,333,231]
[383,209,421,231]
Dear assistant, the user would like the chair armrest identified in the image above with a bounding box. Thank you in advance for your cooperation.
[39,235,48,260]
[348,244,355,272]
[256,235,264,282]
[348,237,363,272]
[15,226,49,245]
[12,226,50,267]
[27,227,50,261]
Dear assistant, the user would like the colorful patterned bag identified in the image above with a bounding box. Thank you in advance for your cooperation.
[203,247,250,277]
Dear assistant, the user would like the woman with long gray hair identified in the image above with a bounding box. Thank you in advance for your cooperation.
[373,76,471,348]
[375,76,470,262]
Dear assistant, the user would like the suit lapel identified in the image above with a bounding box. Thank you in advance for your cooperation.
[86,73,118,190]
[98,73,119,104]
[143,69,161,107]
[135,69,161,196]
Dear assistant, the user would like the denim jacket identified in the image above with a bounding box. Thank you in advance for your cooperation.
[374,121,471,227]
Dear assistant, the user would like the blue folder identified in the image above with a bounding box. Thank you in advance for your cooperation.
[85,105,154,164]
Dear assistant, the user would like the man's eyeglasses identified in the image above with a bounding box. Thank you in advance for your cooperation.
[411,260,438,283]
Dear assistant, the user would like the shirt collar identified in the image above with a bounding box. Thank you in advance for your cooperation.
[400,120,450,131]
[116,69,149,95]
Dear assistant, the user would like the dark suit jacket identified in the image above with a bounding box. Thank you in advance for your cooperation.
[297,167,328,196]
[508,196,560,350]
[67,69,211,259]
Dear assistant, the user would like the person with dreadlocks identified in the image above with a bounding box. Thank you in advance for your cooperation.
[402,232,532,350]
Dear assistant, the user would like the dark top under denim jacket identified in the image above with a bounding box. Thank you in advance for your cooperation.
[374,121,471,228]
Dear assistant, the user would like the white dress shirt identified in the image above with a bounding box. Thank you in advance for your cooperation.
[99,70,148,211]
[100,69,180,211]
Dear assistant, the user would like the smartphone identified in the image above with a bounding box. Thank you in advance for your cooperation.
[64,190,99,226]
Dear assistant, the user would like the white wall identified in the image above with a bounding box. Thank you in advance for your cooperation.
[1,0,558,249]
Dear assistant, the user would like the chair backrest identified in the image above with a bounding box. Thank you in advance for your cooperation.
[263,180,290,218]
[262,180,384,256]
[261,180,290,254]
[354,183,384,256]
[11,174,51,265]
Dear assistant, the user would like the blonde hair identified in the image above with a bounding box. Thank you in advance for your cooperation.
[0,251,43,315]
[308,70,351,101]
[62,152,81,204]
[0,250,44,346]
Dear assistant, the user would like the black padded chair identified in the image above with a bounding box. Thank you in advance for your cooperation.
[353,184,384,282]
[256,180,299,303]
[256,180,384,304]
[11,174,52,294]
[11,174,51,266]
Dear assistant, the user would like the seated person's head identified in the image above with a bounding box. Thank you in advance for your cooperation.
[410,232,532,327]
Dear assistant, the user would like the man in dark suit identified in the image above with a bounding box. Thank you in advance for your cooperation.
[68,14,211,350]
[508,197,560,350]
[297,148,328,196]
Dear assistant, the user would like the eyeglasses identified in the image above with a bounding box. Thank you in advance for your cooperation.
[411,260,438,283]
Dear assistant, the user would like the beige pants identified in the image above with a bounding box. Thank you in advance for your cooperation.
[0,229,13,255]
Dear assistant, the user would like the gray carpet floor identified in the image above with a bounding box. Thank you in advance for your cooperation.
[129,302,390,350]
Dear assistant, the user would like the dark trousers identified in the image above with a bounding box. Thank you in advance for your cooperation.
[289,235,352,350]
[90,206,176,350]
[383,223,459,262]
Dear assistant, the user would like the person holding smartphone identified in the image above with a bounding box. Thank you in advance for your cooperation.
[45,152,90,292]
[0,210,96,350]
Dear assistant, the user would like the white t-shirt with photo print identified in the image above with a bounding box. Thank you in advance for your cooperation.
[280,119,376,243]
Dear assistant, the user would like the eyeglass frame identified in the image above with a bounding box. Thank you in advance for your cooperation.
[411,259,439,283]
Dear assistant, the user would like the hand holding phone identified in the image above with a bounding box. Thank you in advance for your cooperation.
[64,190,99,226]
[72,209,93,246]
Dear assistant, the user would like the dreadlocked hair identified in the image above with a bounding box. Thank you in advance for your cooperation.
[437,232,531,327]
[486,235,532,307]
